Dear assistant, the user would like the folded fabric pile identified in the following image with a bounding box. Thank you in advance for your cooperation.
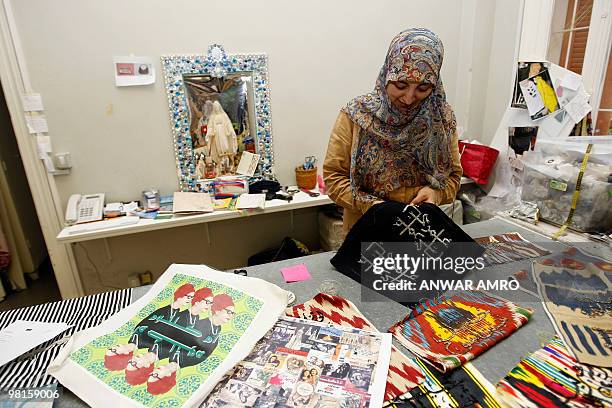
[284,292,425,403]
[389,291,534,372]
[497,337,611,408]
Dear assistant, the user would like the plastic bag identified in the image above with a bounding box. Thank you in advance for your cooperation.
[521,139,612,232]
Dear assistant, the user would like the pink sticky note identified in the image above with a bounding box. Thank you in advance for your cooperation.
[281,264,312,283]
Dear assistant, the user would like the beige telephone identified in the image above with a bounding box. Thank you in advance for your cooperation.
[65,193,105,225]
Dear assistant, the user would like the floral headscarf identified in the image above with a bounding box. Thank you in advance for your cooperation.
[342,28,456,197]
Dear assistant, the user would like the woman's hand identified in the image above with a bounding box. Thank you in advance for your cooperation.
[410,187,439,205]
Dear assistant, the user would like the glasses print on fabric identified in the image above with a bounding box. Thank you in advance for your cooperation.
[69,274,262,407]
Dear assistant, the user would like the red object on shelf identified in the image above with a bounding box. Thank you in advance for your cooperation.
[458,141,499,185]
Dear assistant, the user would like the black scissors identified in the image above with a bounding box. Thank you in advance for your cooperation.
[300,188,320,197]
[233,269,247,276]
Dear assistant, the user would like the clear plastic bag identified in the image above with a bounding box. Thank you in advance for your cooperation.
[521,139,612,232]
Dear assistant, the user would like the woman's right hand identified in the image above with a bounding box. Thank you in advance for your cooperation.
[410,187,439,205]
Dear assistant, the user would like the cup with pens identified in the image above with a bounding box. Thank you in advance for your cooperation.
[295,156,318,190]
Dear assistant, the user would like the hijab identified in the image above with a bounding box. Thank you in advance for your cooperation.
[342,28,456,196]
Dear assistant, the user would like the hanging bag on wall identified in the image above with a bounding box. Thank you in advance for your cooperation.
[458,141,499,185]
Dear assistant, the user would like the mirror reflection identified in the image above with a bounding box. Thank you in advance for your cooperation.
[184,73,256,180]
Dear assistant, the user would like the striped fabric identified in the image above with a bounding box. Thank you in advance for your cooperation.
[387,360,502,408]
[0,288,132,390]
[496,337,611,408]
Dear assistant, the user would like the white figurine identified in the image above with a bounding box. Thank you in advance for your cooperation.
[205,101,238,174]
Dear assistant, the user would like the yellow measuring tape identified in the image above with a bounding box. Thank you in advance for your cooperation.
[552,143,593,240]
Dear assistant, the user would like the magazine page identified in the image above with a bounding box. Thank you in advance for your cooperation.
[48,264,291,408]
[201,316,392,407]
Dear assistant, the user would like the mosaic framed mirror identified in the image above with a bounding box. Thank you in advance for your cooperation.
[161,44,274,191]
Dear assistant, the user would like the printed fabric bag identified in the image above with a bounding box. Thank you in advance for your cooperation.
[389,291,533,373]
[200,316,392,408]
[285,292,426,403]
[458,141,499,184]
[496,337,611,408]
[330,201,481,288]
[48,264,290,408]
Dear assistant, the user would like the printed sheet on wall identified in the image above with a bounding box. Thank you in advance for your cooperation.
[48,264,290,408]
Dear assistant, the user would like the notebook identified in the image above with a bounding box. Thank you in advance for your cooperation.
[172,192,213,214]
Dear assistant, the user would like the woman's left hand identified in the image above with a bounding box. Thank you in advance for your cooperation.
[410,187,440,205]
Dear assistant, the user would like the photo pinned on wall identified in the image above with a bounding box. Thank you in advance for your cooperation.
[519,69,560,121]
[511,61,549,108]
[113,56,155,87]
[183,74,256,181]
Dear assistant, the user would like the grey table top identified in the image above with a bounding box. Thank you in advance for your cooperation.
[54,218,581,406]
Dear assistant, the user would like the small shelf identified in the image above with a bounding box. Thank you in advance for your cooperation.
[57,192,333,244]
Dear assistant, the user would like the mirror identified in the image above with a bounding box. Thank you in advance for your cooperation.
[184,73,256,179]
[162,45,273,192]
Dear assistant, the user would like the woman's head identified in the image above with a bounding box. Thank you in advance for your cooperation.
[211,294,235,325]
[378,28,445,118]
[190,287,213,315]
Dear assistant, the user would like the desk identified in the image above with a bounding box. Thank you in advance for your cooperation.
[20,218,575,406]
[57,192,333,244]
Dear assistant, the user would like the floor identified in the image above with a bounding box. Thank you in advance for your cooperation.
[0,257,62,312]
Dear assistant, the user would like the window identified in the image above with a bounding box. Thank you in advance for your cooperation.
[548,0,612,135]
[549,0,593,74]
[595,47,612,135]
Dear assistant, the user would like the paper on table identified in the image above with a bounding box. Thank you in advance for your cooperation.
[560,72,582,91]
[281,263,312,283]
[26,115,49,133]
[0,320,72,367]
[236,193,266,209]
[235,151,260,176]
[113,56,155,87]
[172,192,213,214]
[22,93,44,111]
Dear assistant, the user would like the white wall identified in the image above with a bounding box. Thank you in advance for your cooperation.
[11,0,466,205]
[7,0,522,293]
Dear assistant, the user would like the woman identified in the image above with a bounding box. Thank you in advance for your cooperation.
[324,28,462,235]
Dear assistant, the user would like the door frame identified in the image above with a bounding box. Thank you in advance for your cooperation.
[0,0,83,298]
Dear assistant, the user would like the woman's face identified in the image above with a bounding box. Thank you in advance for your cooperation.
[386,81,433,113]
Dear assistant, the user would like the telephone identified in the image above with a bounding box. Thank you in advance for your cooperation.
[65,193,105,225]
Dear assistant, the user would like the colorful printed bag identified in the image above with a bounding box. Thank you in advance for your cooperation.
[387,359,502,408]
[497,337,611,408]
[389,291,533,373]
[532,247,612,367]
[48,264,290,408]
[284,293,425,402]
